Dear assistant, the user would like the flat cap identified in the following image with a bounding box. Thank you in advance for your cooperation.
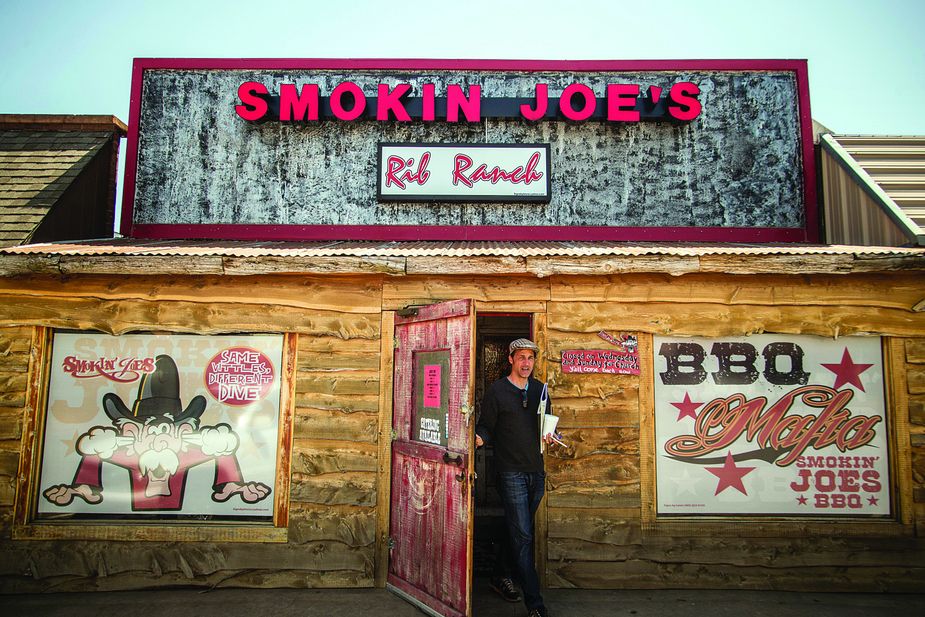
[509,338,539,354]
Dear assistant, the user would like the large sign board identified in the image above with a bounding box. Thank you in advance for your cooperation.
[122,59,816,242]
[36,332,283,522]
[654,335,890,517]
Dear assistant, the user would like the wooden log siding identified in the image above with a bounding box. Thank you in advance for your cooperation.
[908,339,925,537]
[0,269,924,592]
[0,328,30,523]
[542,275,925,591]
[0,274,385,591]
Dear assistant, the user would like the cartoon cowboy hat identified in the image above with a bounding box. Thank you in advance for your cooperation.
[102,354,206,423]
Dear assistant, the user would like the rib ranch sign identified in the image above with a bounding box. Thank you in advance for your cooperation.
[654,335,890,517]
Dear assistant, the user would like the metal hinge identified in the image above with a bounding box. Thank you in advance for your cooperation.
[387,536,395,550]
[390,429,398,441]
[396,305,420,318]
[393,336,399,351]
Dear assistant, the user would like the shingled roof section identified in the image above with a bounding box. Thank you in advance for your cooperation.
[0,115,126,247]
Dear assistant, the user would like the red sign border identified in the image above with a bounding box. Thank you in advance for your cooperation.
[121,58,817,243]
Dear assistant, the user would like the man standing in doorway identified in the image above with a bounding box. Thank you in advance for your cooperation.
[476,338,551,617]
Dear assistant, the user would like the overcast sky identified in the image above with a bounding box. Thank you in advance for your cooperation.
[1,0,923,135]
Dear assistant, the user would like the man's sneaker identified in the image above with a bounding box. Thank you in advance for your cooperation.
[489,577,520,602]
[527,608,549,617]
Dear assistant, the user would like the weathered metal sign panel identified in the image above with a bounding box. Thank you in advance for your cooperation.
[122,59,816,242]
[654,334,890,517]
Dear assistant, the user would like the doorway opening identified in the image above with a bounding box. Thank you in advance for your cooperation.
[472,313,532,610]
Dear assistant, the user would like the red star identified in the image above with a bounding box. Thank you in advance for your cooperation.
[670,392,703,421]
[821,348,873,391]
[796,495,808,505]
[706,451,756,496]
[867,496,879,506]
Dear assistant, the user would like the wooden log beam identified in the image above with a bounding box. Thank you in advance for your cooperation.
[550,272,925,310]
[289,472,376,506]
[0,274,383,314]
[546,453,640,489]
[293,408,378,443]
[548,301,925,337]
[546,484,641,509]
[382,275,550,310]
[546,559,925,592]
[291,439,378,476]
[0,294,381,337]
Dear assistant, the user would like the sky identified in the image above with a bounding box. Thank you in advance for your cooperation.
[1,0,923,136]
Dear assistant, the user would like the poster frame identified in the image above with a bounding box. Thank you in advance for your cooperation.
[12,328,296,543]
[639,334,912,538]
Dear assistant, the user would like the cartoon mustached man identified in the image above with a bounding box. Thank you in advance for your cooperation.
[43,355,271,511]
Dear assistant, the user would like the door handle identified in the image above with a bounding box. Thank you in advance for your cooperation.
[443,451,464,467]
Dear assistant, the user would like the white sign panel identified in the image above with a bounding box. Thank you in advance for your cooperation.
[37,332,283,521]
[654,335,890,517]
[377,143,551,202]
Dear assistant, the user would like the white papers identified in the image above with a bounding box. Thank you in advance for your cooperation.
[538,383,554,452]
[542,413,559,437]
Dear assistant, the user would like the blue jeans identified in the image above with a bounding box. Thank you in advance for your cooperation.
[498,471,545,611]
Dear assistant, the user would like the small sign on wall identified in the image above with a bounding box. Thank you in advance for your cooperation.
[562,349,640,375]
[378,143,551,202]
[562,334,640,375]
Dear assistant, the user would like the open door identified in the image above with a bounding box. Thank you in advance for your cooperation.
[387,299,475,617]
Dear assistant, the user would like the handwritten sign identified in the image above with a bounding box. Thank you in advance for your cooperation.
[561,349,640,375]
[423,364,442,408]
[414,351,449,447]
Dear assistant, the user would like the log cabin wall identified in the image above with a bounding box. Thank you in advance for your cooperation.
[541,272,925,591]
[0,265,923,592]
[0,274,383,591]
[907,339,925,537]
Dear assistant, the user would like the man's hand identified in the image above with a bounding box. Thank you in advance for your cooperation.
[43,484,102,506]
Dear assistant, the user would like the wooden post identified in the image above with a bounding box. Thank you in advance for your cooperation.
[374,311,396,587]
[534,311,549,588]
[886,337,914,527]
[638,332,657,531]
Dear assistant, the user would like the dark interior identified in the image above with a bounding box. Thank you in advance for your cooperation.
[473,314,532,580]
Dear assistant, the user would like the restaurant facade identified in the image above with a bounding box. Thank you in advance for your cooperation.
[0,59,923,616]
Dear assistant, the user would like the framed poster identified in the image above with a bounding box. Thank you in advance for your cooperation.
[35,331,285,522]
[654,335,890,517]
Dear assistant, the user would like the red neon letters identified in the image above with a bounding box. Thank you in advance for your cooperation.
[234,81,703,123]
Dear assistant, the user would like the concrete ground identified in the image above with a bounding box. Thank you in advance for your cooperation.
[2,584,925,617]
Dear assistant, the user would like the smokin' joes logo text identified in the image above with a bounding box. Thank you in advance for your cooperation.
[654,335,889,516]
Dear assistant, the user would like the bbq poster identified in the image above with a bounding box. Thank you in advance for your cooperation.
[654,335,890,516]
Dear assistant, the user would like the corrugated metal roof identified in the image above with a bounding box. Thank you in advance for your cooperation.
[823,135,925,244]
[3,238,924,258]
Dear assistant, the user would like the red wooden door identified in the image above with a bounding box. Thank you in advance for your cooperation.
[387,299,475,617]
